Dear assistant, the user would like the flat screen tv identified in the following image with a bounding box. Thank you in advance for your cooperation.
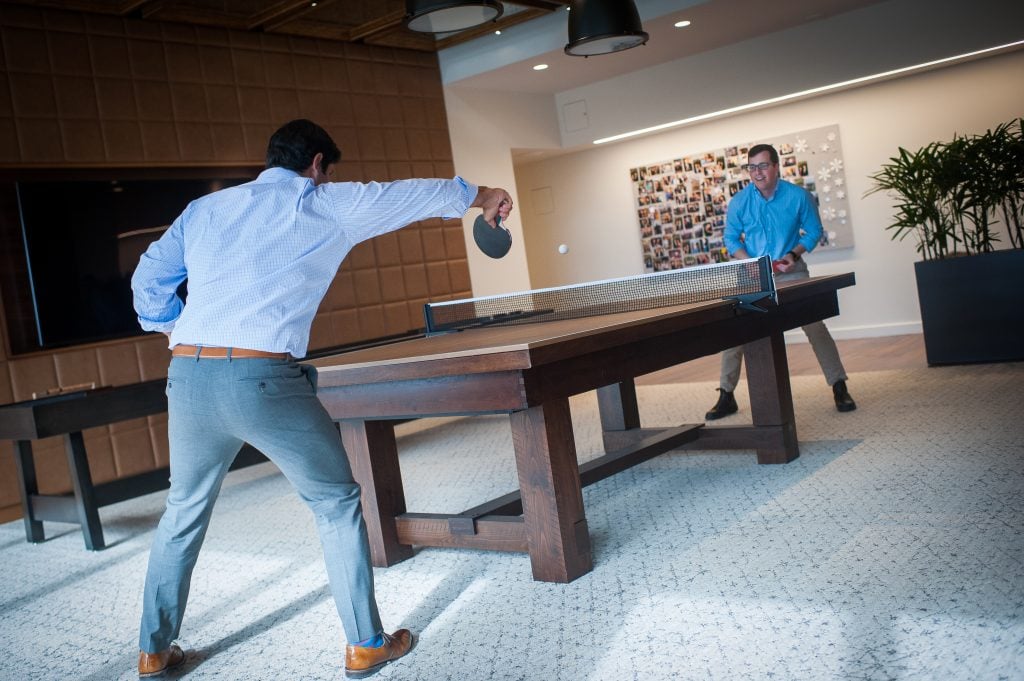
[16,176,251,349]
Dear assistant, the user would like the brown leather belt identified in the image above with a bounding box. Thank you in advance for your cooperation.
[172,345,289,360]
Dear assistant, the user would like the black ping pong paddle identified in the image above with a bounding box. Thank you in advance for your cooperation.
[473,213,512,259]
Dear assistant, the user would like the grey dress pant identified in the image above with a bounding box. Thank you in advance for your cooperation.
[719,259,847,391]
[139,356,382,653]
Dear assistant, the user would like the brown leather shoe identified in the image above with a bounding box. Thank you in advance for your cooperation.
[345,629,416,678]
[138,643,185,678]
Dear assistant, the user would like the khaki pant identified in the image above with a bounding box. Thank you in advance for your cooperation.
[719,259,847,391]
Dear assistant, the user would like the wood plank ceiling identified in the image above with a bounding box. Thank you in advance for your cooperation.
[3,0,567,51]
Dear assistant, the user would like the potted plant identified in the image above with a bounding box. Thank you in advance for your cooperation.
[868,118,1024,365]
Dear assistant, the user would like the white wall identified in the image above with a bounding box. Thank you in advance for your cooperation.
[443,0,1024,336]
[514,49,1024,339]
[554,0,1024,149]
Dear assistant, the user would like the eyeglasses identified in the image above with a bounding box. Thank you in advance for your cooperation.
[742,162,774,173]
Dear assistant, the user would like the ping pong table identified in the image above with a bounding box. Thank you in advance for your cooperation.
[309,271,855,583]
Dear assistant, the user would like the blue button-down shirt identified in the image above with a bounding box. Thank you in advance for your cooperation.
[132,167,477,358]
[723,179,822,259]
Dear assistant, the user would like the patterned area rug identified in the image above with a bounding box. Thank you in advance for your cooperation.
[1,363,1022,680]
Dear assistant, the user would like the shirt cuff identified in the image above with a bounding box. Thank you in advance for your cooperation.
[138,317,176,334]
[454,176,478,213]
[136,302,181,333]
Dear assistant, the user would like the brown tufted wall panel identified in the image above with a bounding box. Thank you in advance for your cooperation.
[0,4,471,522]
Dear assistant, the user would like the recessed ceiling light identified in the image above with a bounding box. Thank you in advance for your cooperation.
[495,30,501,35]
[533,64,549,71]
[674,20,691,28]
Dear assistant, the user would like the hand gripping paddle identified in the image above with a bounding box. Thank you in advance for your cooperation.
[473,213,512,259]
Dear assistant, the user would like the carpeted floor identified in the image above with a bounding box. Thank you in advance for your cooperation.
[1,364,1022,680]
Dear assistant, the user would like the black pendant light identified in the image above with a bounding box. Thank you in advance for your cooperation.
[564,0,649,57]
[404,0,504,33]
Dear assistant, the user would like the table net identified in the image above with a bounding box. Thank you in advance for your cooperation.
[424,256,775,333]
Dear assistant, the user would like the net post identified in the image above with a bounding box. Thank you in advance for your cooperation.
[723,256,776,312]
[423,303,437,335]
[756,255,778,303]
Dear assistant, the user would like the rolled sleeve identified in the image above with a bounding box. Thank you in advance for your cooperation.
[723,192,747,256]
[796,189,823,253]
[452,176,478,217]
[131,217,187,333]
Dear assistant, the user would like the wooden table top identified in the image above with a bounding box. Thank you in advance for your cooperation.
[308,273,854,388]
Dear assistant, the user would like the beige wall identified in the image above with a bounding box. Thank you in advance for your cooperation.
[442,87,560,295]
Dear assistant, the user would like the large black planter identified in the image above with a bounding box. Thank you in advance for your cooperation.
[914,249,1024,365]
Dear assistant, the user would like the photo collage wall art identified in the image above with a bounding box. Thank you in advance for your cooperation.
[631,124,854,273]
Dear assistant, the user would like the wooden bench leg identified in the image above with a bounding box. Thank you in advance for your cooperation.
[339,419,414,567]
[13,440,45,543]
[64,431,105,550]
[510,399,592,583]
[743,333,799,464]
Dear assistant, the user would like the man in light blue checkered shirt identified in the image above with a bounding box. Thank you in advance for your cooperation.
[132,119,512,679]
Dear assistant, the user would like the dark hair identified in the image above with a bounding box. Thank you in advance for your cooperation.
[747,143,779,164]
[266,119,341,173]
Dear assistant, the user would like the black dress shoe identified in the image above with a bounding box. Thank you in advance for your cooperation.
[833,380,857,412]
[705,388,738,420]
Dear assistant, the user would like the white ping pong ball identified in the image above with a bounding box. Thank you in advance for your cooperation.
[558,244,569,254]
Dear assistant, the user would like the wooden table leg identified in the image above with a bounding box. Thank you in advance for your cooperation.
[64,431,105,550]
[743,332,799,464]
[510,398,592,583]
[338,419,415,567]
[597,380,641,451]
[12,440,45,543]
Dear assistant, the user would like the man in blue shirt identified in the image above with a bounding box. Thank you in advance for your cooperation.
[132,119,513,679]
[706,143,856,420]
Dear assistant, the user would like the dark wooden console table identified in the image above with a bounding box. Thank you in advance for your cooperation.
[0,380,264,550]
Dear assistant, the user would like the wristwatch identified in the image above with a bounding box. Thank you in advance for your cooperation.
[786,250,800,261]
